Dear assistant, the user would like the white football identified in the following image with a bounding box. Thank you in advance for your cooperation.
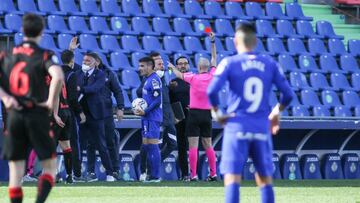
[132,98,148,112]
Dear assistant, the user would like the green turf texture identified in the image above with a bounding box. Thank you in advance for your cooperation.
[1,180,359,203]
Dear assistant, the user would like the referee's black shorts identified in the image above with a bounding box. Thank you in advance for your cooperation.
[51,109,72,141]
[2,108,56,161]
[185,109,212,138]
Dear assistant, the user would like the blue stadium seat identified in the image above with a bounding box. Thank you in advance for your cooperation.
[205,37,231,55]
[278,54,299,73]
[90,16,118,35]
[184,0,212,19]
[309,73,334,91]
[273,154,282,179]
[119,153,137,181]
[96,52,111,68]
[351,73,360,90]
[18,0,46,15]
[254,39,268,54]
[265,2,293,20]
[111,52,132,70]
[301,89,321,106]
[132,17,161,36]
[321,90,341,107]
[0,159,9,181]
[100,35,122,56]
[285,3,313,21]
[143,0,170,18]
[334,106,352,117]
[256,20,281,38]
[292,105,310,116]
[225,37,236,53]
[122,0,149,17]
[308,38,328,56]
[0,21,12,34]
[270,91,278,107]
[289,94,301,107]
[215,19,234,37]
[39,34,61,52]
[121,35,144,53]
[68,16,97,34]
[298,54,323,73]
[143,35,169,54]
[277,20,304,38]
[101,0,129,17]
[152,17,180,36]
[121,69,141,88]
[131,88,138,101]
[79,34,105,53]
[184,36,207,54]
[342,91,360,107]
[38,0,67,15]
[74,50,84,65]
[204,1,232,19]
[80,0,108,16]
[287,38,309,56]
[110,17,139,35]
[4,14,22,32]
[163,36,191,54]
[131,52,147,69]
[193,19,212,35]
[296,20,324,39]
[47,15,76,34]
[313,106,330,117]
[163,0,191,18]
[340,54,359,73]
[235,19,251,28]
[316,21,344,39]
[281,154,302,180]
[14,32,23,45]
[245,2,273,20]
[319,54,345,73]
[330,73,354,90]
[289,71,312,90]
[122,89,132,108]
[173,18,201,37]
[57,33,74,50]
[355,106,360,117]
[0,0,23,14]
[328,39,347,56]
[199,154,220,180]
[266,38,287,55]
[243,158,255,180]
[348,39,360,56]
[342,153,360,179]
[321,153,343,179]
[300,154,322,179]
[224,1,252,20]
[161,154,179,180]
[59,0,88,16]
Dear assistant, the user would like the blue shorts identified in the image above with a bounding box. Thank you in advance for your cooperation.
[141,120,161,139]
[220,122,273,177]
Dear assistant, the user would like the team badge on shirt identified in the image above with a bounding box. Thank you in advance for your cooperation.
[152,79,160,89]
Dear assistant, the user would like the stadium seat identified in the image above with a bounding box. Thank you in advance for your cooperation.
[313,106,331,117]
[4,14,22,32]
[110,17,139,35]
[278,54,298,72]
[0,0,23,14]
[256,20,281,38]
[122,35,146,53]
[308,38,328,56]
[38,0,67,15]
[100,35,121,53]
[292,105,310,116]
[280,154,302,180]
[57,33,74,50]
[301,89,321,106]
[121,89,132,108]
[245,2,273,20]
[235,19,251,28]
[193,19,212,35]
[243,158,255,180]
[328,39,347,56]
[79,34,105,53]
[298,54,322,73]
[215,19,234,37]
[320,54,345,73]
[184,36,207,54]
[68,16,97,34]
[163,36,191,54]
[119,153,137,181]
[254,39,268,54]
[204,1,232,19]
[277,20,304,38]
[101,0,129,17]
[132,17,161,36]
[342,153,360,179]
[143,0,170,18]
[340,54,359,73]
[163,0,191,18]
[74,50,84,65]
[330,73,354,90]
[316,21,344,39]
[272,154,282,179]
[300,154,322,179]
[321,90,341,107]
[0,21,12,34]
[130,88,138,101]
[184,0,212,19]
[334,106,352,117]
[110,52,132,70]
[160,154,179,180]
[39,34,61,52]
[285,3,313,21]
[59,0,88,16]
[225,37,236,53]
[205,37,231,55]
[265,2,293,20]
[321,153,343,179]
[18,0,46,15]
[224,1,253,20]
[143,35,169,54]
[198,154,220,180]
[309,73,334,91]
[269,91,278,107]
[79,0,107,16]
[121,70,141,88]
[122,0,149,17]
[152,17,180,36]
[173,18,201,37]
[355,106,360,117]
[342,91,360,107]
[287,38,309,56]
[96,52,111,68]
[90,17,118,35]
[289,94,301,107]
[47,15,76,34]
[348,39,360,56]
[266,38,288,55]
[289,72,311,90]
[351,73,360,90]
[131,52,147,69]
[14,32,23,45]
[0,159,9,181]
[296,20,324,39]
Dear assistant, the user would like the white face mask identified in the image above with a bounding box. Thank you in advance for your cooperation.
[82,64,93,72]
[156,70,164,78]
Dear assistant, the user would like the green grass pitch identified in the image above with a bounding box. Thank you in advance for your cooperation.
[1,180,359,203]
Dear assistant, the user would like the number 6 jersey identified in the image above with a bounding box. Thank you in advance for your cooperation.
[0,41,59,107]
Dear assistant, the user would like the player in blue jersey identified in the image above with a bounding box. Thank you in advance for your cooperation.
[207,24,293,203]
[134,57,163,182]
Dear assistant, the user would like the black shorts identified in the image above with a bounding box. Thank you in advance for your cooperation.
[2,108,56,161]
[51,109,72,141]
[185,109,212,138]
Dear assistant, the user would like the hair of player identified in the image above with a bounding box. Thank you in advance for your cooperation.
[61,50,74,65]
[235,23,257,49]
[149,52,161,59]
[22,14,44,38]
[139,57,155,69]
[175,56,189,65]
[84,52,99,62]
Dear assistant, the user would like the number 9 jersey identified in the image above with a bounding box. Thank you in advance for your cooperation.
[0,41,59,108]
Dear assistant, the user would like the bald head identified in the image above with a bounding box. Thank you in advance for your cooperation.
[234,23,257,53]
[197,57,210,73]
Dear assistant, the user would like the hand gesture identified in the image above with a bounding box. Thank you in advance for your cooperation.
[209,32,215,42]
[54,114,65,128]
[69,36,80,51]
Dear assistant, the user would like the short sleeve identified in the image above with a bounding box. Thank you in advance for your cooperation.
[183,72,195,84]
[43,51,59,71]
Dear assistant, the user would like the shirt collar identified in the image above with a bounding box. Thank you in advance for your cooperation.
[84,68,95,76]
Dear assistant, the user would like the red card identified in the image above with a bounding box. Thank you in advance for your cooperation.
[204,27,212,33]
